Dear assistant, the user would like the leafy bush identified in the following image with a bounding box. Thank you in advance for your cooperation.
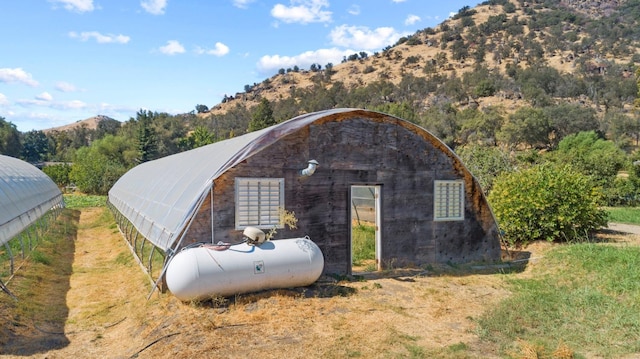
[488,164,607,247]
[552,131,628,205]
[70,135,134,195]
[553,131,626,184]
[43,163,71,188]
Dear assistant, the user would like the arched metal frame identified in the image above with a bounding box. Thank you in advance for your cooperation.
[106,201,167,289]
[0,204,64,284]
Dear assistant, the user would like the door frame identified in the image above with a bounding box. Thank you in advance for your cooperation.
[350,184,382,273]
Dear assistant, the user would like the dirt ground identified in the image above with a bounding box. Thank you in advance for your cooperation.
[1,207,639,359]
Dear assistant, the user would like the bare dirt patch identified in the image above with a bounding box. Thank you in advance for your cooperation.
[1,207,638,358]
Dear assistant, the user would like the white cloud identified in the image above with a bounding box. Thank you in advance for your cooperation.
[55,81,78,92]
[233,0,255,9]
[69,31,130,44]
[271,0,332,24]
[329,25,410,50]
[195,42,230,57]
[0,93,9,106]
[18,97,86,110]
[159,40,185,55]
[257,47,355,74]
[141,0,167,15]
[59,100,87,110]
[347,5,360,15]
[49,0,94,12]
[391,0,407,3]
[405,14,421,26]
[36,92,54,101]
[0,68,39,87]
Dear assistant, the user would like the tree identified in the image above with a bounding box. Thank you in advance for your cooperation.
[372,102,418,124]
[70,124,92,149]
[46,130,74,162]
[149,111,188,158]
[182,126,215,149]
[458,106,504,146]
[195,104,209,113]
[498,107,551,149]
[0,117,21,157]
[456,144,514,193]
[248,98,276,132]
[543,103,598,148]
[419,102,460,148]
[70,135,135,194]
[95,117,122,139]
[43,163,72,188]
[21,130,49,163]
[135,110,158,163]
[604,109,640,149]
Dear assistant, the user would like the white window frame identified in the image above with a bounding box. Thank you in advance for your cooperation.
[235,177,285,229]
[434,180,465,221]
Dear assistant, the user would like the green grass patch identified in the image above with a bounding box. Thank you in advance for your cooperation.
[30,250,51,265]
[606,206,640,225]
[478,243,640,358]
[64,194,106,209]
[352,223,375,266]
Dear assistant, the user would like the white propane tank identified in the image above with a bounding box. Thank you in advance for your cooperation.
[165,237,324,301]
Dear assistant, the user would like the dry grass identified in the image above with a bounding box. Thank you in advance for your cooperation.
[0,207,513,358]
[1,207,638,358]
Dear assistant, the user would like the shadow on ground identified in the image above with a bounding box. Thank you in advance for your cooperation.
[0,209,79,356]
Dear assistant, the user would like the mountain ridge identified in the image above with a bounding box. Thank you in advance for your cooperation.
[42,115,117,134]
[201,0,638,120]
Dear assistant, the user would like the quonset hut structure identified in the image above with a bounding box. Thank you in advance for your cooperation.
[0,155,64,296]
[108,108,501,282]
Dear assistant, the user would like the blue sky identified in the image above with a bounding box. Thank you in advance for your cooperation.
[0,0,482,132]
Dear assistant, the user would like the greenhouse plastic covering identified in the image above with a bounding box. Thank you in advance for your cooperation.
[108,108,359,252]
[0,155,64,246]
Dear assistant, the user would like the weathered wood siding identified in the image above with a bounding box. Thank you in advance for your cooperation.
[186,111,500,275]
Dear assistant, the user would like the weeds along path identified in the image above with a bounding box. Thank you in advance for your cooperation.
[0,207,169,358]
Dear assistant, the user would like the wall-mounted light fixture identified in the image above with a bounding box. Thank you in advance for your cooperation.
[300,159,319,177]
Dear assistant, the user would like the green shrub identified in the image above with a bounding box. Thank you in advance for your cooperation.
[488,164,607,247]
[43,163,71,188]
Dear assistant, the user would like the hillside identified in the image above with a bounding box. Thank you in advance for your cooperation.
[42,115,117,134]
[41,0,640,151]
[203,0,639,122]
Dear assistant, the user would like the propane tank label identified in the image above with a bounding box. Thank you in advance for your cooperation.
[254,260,265,274]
